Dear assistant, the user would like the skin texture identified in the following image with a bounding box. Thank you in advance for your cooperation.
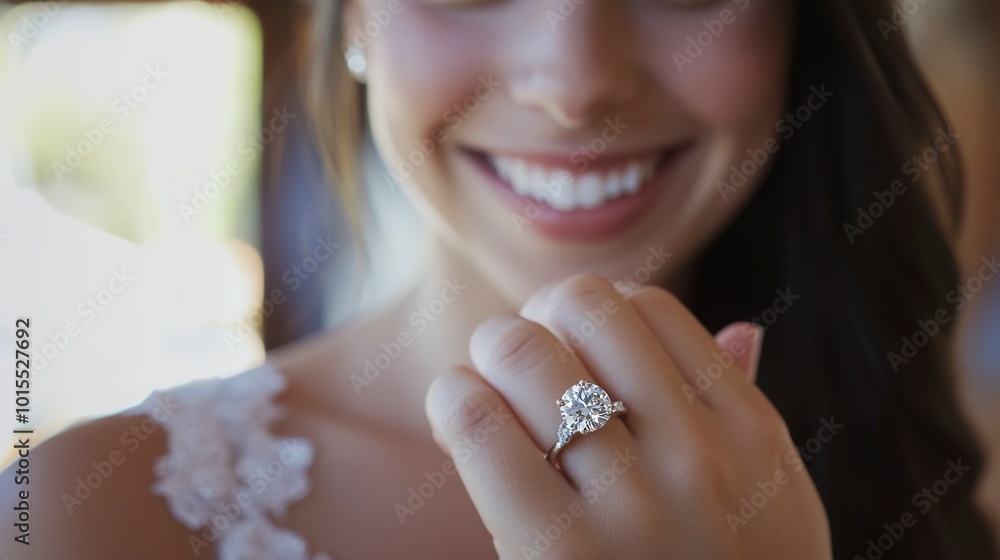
[356,0,794,303]
[426,275,831,559]
[0,0,836,558]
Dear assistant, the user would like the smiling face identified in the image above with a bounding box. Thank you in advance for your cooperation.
[345,0,796,302]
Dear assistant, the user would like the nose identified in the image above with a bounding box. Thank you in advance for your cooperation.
[508,3,640,130]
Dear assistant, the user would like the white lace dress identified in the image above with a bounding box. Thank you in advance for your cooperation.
[126,364,328,560]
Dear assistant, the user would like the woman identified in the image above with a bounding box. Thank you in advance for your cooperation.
[1,0,996,558]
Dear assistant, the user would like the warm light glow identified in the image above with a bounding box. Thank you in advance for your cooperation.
[0,2,265,468]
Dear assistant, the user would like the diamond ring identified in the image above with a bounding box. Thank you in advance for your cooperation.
[544,380,626,466]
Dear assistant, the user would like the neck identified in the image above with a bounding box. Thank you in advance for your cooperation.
[405,237,518,368]
[325,238,513,437]
[313,235,696,438]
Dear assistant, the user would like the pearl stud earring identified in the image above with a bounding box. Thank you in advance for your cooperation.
[345,45,367,84]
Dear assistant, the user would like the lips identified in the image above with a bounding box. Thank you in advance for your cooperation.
[464,143,690,242]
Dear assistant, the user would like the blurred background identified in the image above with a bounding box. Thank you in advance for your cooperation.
[0,0,996,529]
[0,0,425,454]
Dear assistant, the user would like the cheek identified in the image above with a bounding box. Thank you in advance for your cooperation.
[654,2,794,135]
[637,2,794,259]
[366,7,496,172]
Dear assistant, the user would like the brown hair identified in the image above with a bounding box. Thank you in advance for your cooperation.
[297,0,369,267]
[289,2,997,557]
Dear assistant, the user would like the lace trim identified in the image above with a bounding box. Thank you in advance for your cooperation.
[126,365,329,560]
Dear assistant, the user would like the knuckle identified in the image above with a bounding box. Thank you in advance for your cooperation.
[551,274,614,307]
[614,472,660,512]
[440,386,505,440]
[743,407,793,454]
[548,274,618,324]
[481,319,555,377]
[663,422,732,484]
[671,446,735,508]
[629,285,683,315]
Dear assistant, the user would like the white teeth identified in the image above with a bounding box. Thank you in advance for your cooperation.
[606,170,624,199]
[488,154,662,212]
[549,186,576,211]
[577,175,604,209]
[622,162,641,195]
[496,156,513,182]
[509,159,529,196]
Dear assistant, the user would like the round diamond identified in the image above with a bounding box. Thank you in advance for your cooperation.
[558,380,614,435]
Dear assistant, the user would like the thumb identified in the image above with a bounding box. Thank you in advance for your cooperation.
[714,322,765,384]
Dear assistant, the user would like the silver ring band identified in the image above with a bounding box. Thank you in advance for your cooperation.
[544,380,626,466]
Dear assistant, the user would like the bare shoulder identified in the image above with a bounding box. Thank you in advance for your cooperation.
[0,410,207,559]
[0,301,405,560]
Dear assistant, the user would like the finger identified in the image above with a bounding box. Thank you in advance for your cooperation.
[425,365,572,539]
[537,274,704,426]
[470,314,633,482]
[519,280,559,321]
[714,322,765,383]
[626,286,769,413]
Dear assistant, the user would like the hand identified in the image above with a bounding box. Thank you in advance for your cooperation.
[425,274,831,559]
